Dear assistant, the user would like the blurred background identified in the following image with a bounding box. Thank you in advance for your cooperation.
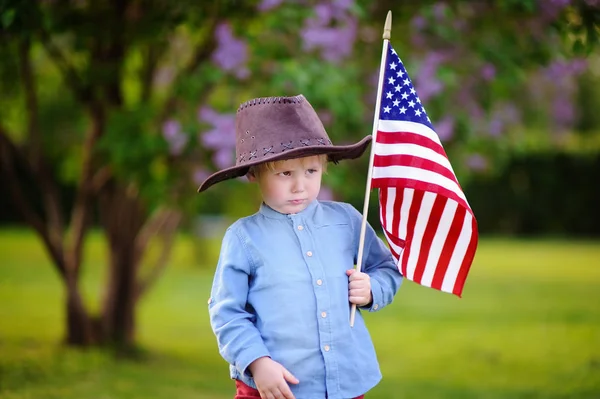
[0,0,599,398]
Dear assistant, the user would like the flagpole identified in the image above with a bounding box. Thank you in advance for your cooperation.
[350,11,392,327]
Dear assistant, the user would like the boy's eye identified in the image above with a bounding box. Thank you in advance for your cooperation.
[279,171,291,177]
[307,168,318,174]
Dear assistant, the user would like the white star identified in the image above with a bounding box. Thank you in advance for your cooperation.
[399,106,407,114]
[392,99,400,107]
[427,116,431,122]
[415,109,422,117]
[401,92,409,100]
[394,84,402,92]
[383,106,391,113]
[408,100,415,108]
[403,78,410,86]
[389,62,397,70]
[396,70,405,78]
[386,91,393,99]
[410,87,416,95]
[416,97,421,104]
[388,77,396,84]
[391,48,397,55]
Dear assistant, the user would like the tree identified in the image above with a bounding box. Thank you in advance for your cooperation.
[0,0,597,350]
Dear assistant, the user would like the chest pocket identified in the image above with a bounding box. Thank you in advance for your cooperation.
[313,222,355,277]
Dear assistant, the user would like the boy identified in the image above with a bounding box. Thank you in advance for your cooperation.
[198,95,403,399]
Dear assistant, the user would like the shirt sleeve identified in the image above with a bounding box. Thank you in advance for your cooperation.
[344,203,403,312]
[208,226,270,376]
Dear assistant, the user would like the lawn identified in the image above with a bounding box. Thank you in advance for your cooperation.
[0,228,599,399]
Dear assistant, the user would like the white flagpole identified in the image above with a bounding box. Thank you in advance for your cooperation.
[350,11,392,327]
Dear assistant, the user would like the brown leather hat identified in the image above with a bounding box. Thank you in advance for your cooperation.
[197,94,372,192]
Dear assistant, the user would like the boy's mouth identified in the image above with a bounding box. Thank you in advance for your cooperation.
[289,199,305,205]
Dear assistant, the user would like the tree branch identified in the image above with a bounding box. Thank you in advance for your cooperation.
[135,208,182,300]
[0,127,67,278]
[38,27,92,106]
[67,104,105,275]
[18,36,66,243]
[159,14,221,121]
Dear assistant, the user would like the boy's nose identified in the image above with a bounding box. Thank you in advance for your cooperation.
[292,177,305,192]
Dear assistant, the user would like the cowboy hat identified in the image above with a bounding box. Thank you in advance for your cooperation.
[197,94,371,192]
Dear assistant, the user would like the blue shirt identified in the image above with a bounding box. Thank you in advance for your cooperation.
[208,200,403,399]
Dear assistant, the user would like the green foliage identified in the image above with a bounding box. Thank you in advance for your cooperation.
[1,229,599,398]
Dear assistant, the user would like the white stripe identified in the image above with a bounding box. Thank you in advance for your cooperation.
[373,165,467,202]
[441,212,474,293]
[398,188,413,240]
[420,199,458,287]
[385,187,395,238]
[378,120,442,146]
[404,192,436,281]
[373,142,454,173]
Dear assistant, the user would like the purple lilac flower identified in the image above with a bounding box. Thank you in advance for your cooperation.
[257,0,285,11]
[540,0,571,21]
[481,63,496,81]
[414,53,446,102]
[432,2,448,20]
[466,154,488,171]
[198,107,236,149]
[212,23,249,79]
[213,148,234,169]
[488,117,504,137]
[435,116,455,142]
[198,106,237,168]
[300,2,357,63]
[162,120,188,156]
[411,15,427,30]
[193,167,211,185]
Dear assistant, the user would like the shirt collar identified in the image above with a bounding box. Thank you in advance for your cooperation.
[259,200,320,220]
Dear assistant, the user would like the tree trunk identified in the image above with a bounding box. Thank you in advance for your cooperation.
[64,274,96,346]
[99,180,146,348]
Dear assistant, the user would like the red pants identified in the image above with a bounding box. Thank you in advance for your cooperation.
[235,380,365,398]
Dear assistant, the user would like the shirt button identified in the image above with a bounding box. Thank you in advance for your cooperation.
[306,251,313,257]
[316,279,323,286]
[324,345,330,352]
[321,311,327,318]
[297,225,304,231]
[373,304,379,310]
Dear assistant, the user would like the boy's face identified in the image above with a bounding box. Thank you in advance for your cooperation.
[248,156,323,214]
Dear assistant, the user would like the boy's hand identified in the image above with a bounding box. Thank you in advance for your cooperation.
[248,357,299,399]
[346,269,373,307]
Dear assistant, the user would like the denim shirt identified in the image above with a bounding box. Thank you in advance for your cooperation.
[208,200,403,399]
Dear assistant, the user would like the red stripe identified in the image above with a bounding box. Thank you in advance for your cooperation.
[452,217,479,297]
[399,189,423,278]
[373,154,459,186]
[372,177,470,213]
[430,205,466,291]
[376,130,449,159]
[384,228,406,250]
[391,188,403,248]
[412,195,447,285]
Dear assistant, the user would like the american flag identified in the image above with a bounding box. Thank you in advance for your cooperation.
[371,43,478,296]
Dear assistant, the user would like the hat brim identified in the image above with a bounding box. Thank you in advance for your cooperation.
[197,135,372,193]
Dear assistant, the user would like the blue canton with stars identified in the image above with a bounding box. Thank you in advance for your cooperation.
[379,44,434,130]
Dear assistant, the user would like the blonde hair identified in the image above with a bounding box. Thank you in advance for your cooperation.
[248,154,328,177]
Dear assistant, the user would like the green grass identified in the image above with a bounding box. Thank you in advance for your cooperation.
[0,228,599,398]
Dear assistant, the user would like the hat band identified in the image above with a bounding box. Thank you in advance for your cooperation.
[236,137,332,165]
